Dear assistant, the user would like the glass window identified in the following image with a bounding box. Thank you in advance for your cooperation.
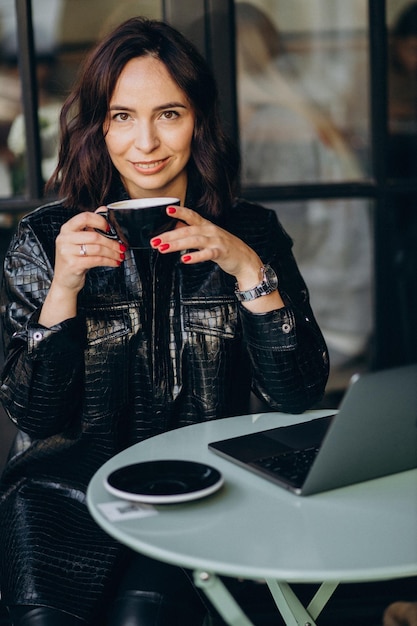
[387,0,417,179]
[0,0,162,198]
[235,0,370,186]
[0,1,22,198]
[235,1,373,391]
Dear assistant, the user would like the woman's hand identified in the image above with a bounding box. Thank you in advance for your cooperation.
[39,209,124,327]
[151,204,284,312]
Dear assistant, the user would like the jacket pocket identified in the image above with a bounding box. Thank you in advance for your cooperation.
[182,298,244,413]
[182,297,239,339]
[85,306,131,346]
[83,307,132,415]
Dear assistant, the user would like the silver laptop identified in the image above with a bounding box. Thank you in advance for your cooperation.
[209,364,417,495]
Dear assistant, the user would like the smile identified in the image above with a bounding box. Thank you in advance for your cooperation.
[133,159,168,171]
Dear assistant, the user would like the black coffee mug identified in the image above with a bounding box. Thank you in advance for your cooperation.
[98,197,180,250]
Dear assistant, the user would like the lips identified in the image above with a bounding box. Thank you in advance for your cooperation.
[133,158,169,173]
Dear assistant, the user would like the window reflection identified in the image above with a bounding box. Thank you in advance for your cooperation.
[386,3,417,365]
[0,0,162,198]
[236,1,373,390]
[0,1,22,198]
[236,0,370,185]
[387,1,417,178]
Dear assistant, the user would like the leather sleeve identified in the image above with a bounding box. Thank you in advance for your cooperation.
[235,205,329,413]
[240,304,328,413]
[0,221,85,438]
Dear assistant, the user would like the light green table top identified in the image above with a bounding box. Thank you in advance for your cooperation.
[87,410,417,584]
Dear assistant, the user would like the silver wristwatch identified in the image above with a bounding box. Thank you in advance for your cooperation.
[234,264,278,302]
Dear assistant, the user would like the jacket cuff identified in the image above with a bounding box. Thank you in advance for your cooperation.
[239,305,297,350]
[23,312,86,358]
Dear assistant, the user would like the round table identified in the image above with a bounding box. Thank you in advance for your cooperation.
[87,410,417,625]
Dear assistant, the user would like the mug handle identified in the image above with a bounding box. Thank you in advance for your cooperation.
[94,211,119,240]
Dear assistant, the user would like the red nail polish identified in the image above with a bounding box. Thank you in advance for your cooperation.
[159,243,170,251]
[182,255,192,263]
[167,206,177,214]
[120,252,125,260]
[119,243,127,252]
[106,224,112,233]
[151,238,162,247]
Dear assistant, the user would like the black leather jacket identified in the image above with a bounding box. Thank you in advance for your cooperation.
[0,197,328,620]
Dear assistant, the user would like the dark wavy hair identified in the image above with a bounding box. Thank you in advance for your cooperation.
[47,17,240,218]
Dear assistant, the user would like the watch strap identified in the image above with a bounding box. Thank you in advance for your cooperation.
[234,265,278,302]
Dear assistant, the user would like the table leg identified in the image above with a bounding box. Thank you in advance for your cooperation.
[193,570,255,626]
[265,579,339,626]
[307,582,339,620]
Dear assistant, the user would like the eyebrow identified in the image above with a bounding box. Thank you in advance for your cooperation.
[109,102,188,112]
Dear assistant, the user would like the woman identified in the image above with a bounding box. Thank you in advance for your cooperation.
[0,17,329,626]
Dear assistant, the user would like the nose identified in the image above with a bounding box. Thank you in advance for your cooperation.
[134,120,160,153]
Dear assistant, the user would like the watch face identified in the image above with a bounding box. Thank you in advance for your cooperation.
[264,265,278,290]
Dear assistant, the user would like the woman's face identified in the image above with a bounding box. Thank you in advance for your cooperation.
[104,55,195,202]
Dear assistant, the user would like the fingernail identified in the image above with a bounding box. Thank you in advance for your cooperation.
[151,238,162,247]
[159,243,170,251]
[119,243,127,252]
[167,206,177,214]
[182,254,192,263]
[106,224,112,233]
[120,252,125,260]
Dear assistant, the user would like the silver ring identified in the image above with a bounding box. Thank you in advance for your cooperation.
[79,244,87,256]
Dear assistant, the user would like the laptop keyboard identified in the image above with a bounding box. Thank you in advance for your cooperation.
[252,446,320,486]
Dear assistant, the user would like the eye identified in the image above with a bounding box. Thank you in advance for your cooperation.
[161,110,179,120]
[112,112,131,122]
